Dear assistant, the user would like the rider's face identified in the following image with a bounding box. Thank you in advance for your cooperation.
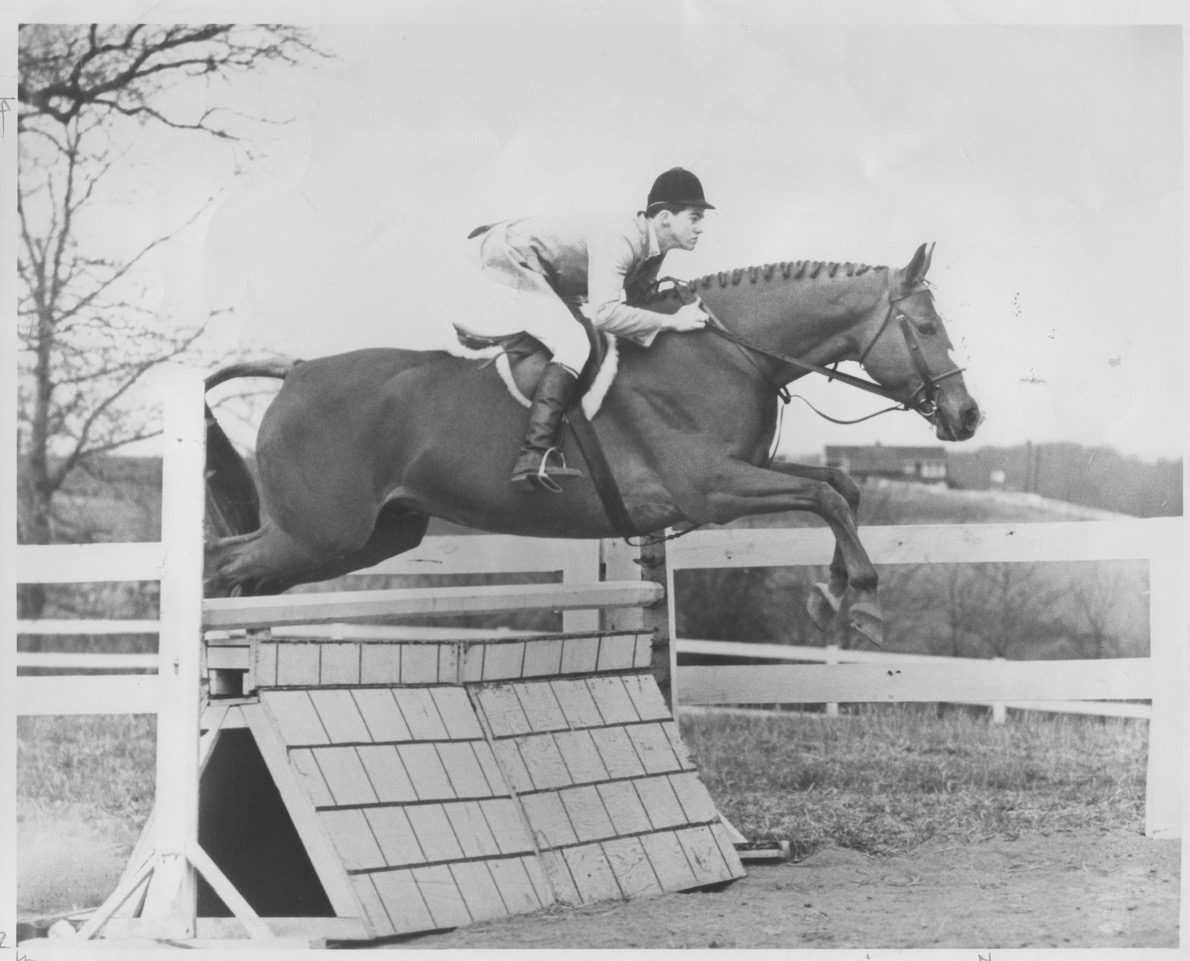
[658,208,706,252]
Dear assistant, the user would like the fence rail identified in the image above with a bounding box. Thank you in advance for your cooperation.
[676,638,1153,719]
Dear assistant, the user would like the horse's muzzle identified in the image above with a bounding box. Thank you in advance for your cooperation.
[936,397,982,441]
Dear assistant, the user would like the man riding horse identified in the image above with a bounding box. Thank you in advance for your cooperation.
[463,167,715,492]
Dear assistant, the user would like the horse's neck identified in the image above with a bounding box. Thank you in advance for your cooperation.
[699,267,890,365]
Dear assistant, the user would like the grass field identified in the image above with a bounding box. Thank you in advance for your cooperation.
[18,703,1146,878]
[683,705,1147,855]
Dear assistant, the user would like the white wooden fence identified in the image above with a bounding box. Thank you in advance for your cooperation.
[14,371,1185,840]
[678,639,1154,721]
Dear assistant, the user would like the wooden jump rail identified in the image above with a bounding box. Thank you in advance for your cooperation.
[203,581,664,629]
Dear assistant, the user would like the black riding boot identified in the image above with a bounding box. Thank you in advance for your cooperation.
[510,362,585,493]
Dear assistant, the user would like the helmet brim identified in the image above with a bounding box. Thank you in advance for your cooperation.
[645,200,715,213]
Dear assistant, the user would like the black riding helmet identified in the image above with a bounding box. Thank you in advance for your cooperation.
[645,167,715,213]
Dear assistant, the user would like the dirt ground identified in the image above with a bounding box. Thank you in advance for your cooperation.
[391,829,1180,951]
[19,823,1180,950]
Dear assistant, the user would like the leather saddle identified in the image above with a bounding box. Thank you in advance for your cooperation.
[453,302,634,535]
[454,298,611,405]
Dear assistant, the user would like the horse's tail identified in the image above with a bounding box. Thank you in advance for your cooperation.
[203,360,300,538]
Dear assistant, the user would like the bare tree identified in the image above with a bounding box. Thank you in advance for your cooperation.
[1065,561,1147,660]
[929,564,986,657]
[17,24,323,616]
[963,561,1065,659]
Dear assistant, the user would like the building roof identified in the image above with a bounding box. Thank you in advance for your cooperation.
[825,445,948,471]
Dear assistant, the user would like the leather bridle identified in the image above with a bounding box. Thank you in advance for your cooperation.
[853,285,967,419]
[692,280,965,423]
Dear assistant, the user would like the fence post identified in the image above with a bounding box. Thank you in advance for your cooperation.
[599,538,643,633]
[639,538,677,711]
[1145,538,1184,839]
[824,644,840,717]
[77,367,209,940]
[561,539,601,633]
[991,657,1007,724]
[140,367,208,934]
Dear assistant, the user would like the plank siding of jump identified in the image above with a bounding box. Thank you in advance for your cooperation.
[678,657,1155,706]
[470,673,745,911]
[203,582,664,630]
[234,642,743,939]
[246,632,651,692]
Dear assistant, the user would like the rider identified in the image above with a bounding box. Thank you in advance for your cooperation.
[464,167,714,492]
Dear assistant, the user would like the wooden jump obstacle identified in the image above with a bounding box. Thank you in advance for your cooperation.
[58,372,743,948]
[86,589,744,945]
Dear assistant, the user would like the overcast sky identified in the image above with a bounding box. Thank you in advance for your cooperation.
[9,4,1186,462]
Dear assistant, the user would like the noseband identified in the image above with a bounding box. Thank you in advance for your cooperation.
[694,278,961,421]
[855,286,967,419]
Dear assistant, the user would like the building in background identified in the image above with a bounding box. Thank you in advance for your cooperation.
[825,445,949,486]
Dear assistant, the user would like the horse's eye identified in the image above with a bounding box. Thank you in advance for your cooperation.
[914,320,938,335]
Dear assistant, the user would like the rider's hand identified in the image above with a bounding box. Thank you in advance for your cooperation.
[667,301,709,332]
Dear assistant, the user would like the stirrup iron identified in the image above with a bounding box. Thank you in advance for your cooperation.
[532,447,582,493]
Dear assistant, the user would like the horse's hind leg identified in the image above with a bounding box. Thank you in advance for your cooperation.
[773,464,863,633]
[321,503,431,579]
[204,504,430,597]
[204,523,328,597]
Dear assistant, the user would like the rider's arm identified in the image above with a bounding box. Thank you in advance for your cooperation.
[586,232,687,345]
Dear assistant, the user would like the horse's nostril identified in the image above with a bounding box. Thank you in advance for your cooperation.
[962,403,982,431]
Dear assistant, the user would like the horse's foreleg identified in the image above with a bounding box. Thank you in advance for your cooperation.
[675,461,881,647]
[770,464,862,633]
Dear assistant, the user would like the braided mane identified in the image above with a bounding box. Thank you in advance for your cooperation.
[694,259,888,290]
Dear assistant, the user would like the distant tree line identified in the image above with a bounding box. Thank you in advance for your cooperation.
[947,443,1182,518]
[675,557,1148,663]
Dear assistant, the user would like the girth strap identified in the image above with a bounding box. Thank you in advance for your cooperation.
[564,405,639,539]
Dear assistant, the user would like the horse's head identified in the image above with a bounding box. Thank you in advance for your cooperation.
[854,243,982,441]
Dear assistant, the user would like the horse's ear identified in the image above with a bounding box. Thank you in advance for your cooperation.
[904,242,934,284]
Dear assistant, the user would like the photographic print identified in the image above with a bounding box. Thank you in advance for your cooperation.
[7,2,1184,954]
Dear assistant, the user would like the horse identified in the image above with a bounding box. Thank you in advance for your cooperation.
[203,242,981,647]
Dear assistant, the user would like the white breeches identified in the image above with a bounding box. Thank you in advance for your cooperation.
[454,232,591,374]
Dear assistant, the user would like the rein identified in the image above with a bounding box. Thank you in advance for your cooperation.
[672,279,964,422]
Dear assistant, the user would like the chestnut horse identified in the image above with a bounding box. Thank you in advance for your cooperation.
[203,243,981,646]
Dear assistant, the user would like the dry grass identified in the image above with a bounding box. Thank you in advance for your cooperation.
[19,705,1146,867]
[681,704,1147,856]
[17,715,157,824]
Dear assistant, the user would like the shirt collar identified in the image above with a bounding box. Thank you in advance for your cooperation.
[643,215,662,258]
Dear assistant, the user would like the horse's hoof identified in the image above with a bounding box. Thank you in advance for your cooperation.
[849,599,884,648]
[807,582,842,632]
